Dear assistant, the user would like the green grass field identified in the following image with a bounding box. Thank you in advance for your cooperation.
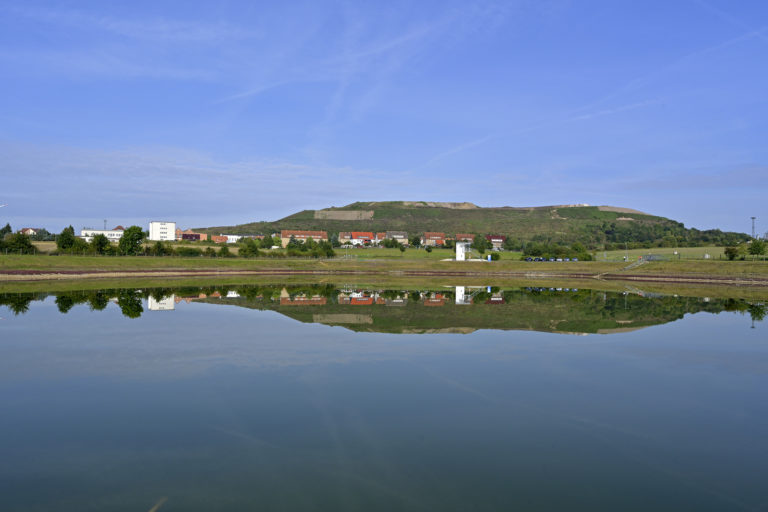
[2,253,767,277]
[596,246,727,261]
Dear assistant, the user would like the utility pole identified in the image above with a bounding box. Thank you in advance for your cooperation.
[104,219,107,230]
[751,217,757,239]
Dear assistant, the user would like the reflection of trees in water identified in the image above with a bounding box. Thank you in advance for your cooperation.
[749,304,766,322]
[725,299,766,322]
[0,293,36,315]
[88,292,109,311]
[0,285,765,324]
[117,290,143,319]
[55,294,76,314]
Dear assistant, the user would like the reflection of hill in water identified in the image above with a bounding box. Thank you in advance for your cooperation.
[202,287,744,335]
[1,285,764,335]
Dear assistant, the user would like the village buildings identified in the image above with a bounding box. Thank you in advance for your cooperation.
[280,230,328,248]
[148,221,176,242]
[80,226,125,243]
[338,231,375,246]
[421,232,446,246]
[486,234,507,250]
[385,231,408,245]
[176,228,208,241]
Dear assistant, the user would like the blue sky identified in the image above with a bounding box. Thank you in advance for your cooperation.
[1,0,766,234]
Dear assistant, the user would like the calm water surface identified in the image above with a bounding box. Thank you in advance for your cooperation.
[1,286,766,511]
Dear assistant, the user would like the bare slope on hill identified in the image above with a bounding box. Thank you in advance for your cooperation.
[197,201,746,246]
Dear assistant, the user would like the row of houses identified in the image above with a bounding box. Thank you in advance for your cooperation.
[75,222,507,250]
[280,230,507,248]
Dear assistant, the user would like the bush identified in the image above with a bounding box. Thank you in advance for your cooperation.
[2,233,36,254]
[175,247,202,257]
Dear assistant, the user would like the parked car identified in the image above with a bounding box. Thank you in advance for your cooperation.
[525,257,533,261]
[572,258,579,262]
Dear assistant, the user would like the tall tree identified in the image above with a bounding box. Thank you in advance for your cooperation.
[57,225,76,251]
[748,239,766,258]
[118,226,145,255]
[91,234,110,254]
[0,223,12,238]
[471,234,487,254]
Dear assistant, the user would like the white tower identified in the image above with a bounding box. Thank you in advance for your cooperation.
[456,242,469,261]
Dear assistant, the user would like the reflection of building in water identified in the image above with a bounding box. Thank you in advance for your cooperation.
[226,291,240,298]
[174,291,221,304]
[424,293,446,306]
[486,293,505,305]
[455,286,471,305]
[148,295,175,311]
[280,296,327,306]
[279,287,328,306]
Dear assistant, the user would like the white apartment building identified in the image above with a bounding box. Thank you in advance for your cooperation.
[148,295,176,311]
[148,221,176,241]
[80,226,125,243]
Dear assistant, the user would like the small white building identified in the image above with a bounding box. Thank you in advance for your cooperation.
[149,221,176,242]
[224,234,243,244]
[80,226,125,243]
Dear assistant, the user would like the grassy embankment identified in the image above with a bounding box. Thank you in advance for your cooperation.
[2,253,767,280]
[2,268,767,300]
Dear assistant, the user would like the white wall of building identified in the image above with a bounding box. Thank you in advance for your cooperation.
[80,229,124,243]
[456,242,468,261]
[149,221,176,241]
[148,295,175,311]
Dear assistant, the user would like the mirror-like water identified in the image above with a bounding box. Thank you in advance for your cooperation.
[1,284,766,511]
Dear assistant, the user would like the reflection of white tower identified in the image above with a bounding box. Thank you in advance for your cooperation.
[148,295,175,311]
[456,242,469,261]
[455,286,470,305]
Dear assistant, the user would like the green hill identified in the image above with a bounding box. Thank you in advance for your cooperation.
[197,201,748,248]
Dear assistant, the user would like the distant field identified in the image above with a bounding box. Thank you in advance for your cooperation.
[30,241,56,253]
[338,247,523,260]
[596,246,726,262]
